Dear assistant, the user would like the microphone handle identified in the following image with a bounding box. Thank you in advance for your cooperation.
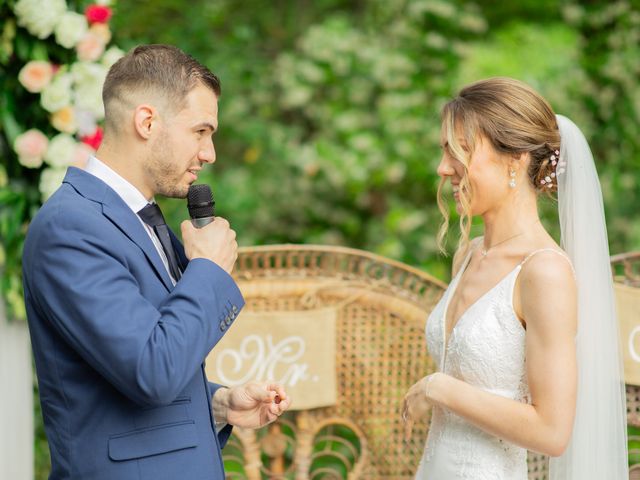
[191,216,214,228]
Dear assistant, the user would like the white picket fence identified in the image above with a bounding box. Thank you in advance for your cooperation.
[0,300,34,480]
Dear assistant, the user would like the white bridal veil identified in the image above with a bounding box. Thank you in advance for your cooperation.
[550,115,628,479]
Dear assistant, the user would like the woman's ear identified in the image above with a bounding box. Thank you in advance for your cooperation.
[516,151,531,165]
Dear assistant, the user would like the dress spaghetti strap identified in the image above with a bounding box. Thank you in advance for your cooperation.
[519,248,575,275]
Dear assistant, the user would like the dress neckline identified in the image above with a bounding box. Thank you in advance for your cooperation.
[438,245,571,370]
[440,251,521,370]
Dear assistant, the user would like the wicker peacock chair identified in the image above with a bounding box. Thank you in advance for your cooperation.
[212,244,555,479]
[611,251,640,479]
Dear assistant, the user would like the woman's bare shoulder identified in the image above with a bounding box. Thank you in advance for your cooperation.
[518,248,577,329]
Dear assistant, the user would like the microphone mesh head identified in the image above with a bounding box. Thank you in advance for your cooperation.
[187,184,215,218]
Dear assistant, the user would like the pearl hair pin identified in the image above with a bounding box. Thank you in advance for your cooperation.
[540,149,566,188]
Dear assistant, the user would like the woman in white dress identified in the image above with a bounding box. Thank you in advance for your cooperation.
[402,77,628,480]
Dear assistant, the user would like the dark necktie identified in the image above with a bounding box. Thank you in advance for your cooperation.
[137,203,182,281]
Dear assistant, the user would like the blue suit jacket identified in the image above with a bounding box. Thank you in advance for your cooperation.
[23,167,244,480]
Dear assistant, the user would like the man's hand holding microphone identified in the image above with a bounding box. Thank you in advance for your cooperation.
[181,184,238,274]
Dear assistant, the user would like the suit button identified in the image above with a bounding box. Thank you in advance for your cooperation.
[225,316,233,326]
[220,322,226,332]
[231,305,239,314]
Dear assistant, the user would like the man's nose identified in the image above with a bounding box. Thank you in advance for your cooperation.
[199,139,216,164]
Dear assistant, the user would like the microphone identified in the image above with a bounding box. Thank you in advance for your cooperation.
[187,184,215,228]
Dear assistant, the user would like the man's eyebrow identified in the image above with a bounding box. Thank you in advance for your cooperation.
[193,122,217,133]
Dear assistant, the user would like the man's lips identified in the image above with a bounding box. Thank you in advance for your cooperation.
[187,168,201,181]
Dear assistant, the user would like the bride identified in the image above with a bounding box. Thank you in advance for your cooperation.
[402,77,628,479]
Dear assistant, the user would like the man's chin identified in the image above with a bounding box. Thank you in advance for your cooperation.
[157,185,189,199]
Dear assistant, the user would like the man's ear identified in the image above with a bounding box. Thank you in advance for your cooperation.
[133,104,157,140]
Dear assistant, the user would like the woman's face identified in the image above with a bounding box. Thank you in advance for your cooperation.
[438,132,513,217]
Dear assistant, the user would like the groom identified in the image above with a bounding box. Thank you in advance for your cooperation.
[23,44,290,480]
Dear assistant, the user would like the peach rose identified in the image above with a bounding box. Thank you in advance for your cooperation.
[76,31,105,62]
[18,61,54,93]
[89,23,112,45]
[51,106,77,134]
[13,129,49,168]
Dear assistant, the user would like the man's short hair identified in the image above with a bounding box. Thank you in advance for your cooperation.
[102,44,221,133]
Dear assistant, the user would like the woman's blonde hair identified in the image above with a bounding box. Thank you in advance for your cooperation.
[437,77,561,256]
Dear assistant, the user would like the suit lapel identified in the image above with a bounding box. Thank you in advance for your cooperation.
[63,167,175,292]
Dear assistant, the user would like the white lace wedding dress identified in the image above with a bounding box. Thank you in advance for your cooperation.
[415,247,566,479]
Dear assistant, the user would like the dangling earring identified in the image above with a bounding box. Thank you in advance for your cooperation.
[509,167,516,188]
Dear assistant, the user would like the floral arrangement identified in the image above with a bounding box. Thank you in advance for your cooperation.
[0,0,123,319]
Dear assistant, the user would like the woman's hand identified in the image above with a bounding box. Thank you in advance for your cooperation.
[402,373,440,441]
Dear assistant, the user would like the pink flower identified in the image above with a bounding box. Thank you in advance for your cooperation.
[13,129,49,168]
[85,5,112,24]
[72,142,94,168]
[81,126,103,150]
[18,61,54,93]
[76,31,105,62]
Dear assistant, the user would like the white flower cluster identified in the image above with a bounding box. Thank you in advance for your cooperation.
[12,0,124,201]
[14,0,67,40]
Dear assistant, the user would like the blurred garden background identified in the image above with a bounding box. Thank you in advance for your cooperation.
[0,0,639,478]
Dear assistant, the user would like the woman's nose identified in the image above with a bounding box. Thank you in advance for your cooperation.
[437,155,454,178]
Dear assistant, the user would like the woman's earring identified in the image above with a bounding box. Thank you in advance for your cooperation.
[509,167,516,188]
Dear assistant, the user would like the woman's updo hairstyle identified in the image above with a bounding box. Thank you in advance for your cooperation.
[437,77,561,255]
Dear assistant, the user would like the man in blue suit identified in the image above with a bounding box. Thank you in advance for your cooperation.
[23,44,291,480]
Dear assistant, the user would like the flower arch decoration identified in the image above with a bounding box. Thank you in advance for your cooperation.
[0,0,124,320]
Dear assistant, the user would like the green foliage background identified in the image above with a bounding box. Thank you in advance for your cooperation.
[110,0,639,284]
[1,0,638,478]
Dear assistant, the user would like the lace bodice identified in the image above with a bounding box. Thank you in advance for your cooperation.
[414,247,569,479]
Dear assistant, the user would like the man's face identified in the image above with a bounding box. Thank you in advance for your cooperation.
[144,82,218,199]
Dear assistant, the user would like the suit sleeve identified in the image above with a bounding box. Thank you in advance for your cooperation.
[26,207,244,407]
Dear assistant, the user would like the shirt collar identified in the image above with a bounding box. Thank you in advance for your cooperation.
[85,156,153,213]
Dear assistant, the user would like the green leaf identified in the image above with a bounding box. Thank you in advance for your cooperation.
[31,41,49,61]
[14,30,31,61]
[0,102,22,146]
